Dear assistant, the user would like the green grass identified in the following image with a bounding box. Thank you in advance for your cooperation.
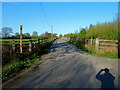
[0,38,48,41]
[0,39,31,45]
[68,40,118,59]
[95,52,118,58]
[0,39,31,41]
[2,40,55,82]
[82,47,118,58]
[0,39,47,45]
[2,55,40,82]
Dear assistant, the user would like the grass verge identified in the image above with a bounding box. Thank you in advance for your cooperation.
[0,39,31,41]
[2,55,40,82]
[66,40,118,59]
[2,40,55,83]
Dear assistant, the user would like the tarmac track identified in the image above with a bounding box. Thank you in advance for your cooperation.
[2,39,118,88]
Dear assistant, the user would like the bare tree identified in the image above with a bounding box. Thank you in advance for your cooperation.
[32,31,38,36]
[1,27,13,37]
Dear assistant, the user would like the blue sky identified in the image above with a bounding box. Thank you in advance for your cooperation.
[2,2,118,36]
[1,0,119,2]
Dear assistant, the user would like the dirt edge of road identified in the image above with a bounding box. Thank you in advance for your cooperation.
[2,54,49,87]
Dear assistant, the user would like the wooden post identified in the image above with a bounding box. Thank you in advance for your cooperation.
[15,41,18,53]
[70,38,71,42]
[83,38,85,43]
[43,39,45,44]
[71,37,73,42]
[44,38,46,43]
[49,38,50,42]
[40,39,42,45]
[118,40,120,59]
[50,38,51,42]
[39,39,41,44]
[95,38,99,50]
[45,38,47,43]
[34,40,36,48]
[91,38,93,44]
[12,41,15,51]
[29,40,32,52]
[20,25,22,53]
[38,39,40,44]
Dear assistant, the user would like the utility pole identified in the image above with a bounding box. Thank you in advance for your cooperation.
[20,25,22,53]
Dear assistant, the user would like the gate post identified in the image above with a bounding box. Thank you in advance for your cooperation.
[118,40,120,59]
[38,39,40,44]
[91,38,93,44]
[95,38,99,50]
[29,40,32,52]
[12,40,15,51]
[20,25,22,53]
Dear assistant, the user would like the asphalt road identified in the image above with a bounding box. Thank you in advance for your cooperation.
[2,39,118,88]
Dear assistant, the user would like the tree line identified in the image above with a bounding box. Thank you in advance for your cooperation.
[64,19,118,40]
[0,27,57,39]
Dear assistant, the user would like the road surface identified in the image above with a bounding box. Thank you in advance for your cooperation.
[3,39,118,88]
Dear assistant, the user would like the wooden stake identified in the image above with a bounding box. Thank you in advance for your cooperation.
[20,25,22,53]
[95,38,99,50]
[29,40,32,52]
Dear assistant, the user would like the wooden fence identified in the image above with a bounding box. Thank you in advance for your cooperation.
[63,37,118,49]
[1,38,56,54]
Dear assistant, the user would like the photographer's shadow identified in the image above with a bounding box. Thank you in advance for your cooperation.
[96,68,115,89]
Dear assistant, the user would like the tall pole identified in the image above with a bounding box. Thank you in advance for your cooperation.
[20,25,22,53]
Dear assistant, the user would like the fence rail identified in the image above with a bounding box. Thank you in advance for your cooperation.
[62,37,119,49]
[1,38,56,54]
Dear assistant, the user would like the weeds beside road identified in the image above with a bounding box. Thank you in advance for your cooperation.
[2,40,55,82]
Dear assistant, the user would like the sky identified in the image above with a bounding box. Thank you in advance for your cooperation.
[1,0,120,2]
[2,2,118,36]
